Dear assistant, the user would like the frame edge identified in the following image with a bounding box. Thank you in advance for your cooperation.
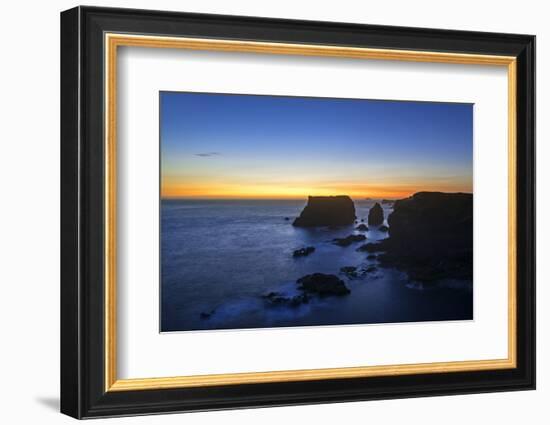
[60,6,83,420]
[62,6,536,418]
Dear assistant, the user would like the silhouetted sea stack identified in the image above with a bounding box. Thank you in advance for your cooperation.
[377,192,473,282]
[293,196,356,227]
[368,202,384,226]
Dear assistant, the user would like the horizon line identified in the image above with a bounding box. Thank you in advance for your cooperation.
[161,191,473,201]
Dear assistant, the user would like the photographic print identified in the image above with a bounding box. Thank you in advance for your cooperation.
[160,92,473,332]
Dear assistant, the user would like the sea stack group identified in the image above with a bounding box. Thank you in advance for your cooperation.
[289,191,473,284]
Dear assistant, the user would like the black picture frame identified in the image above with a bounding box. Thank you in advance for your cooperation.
[61,5,535,419]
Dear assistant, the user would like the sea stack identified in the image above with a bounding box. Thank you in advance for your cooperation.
[293,196,356,227]
[368,202,384,226]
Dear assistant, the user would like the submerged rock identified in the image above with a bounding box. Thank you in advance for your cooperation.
[368,202,384,226]
[199,309,215,319]
[332,234,366,247]
[357,243,384,253]
[297,273,350,295]
[356,224,369,232]
[293,246,315,257]
[340,266,358,278]
[263,291,310,307]
[293,196,356,227]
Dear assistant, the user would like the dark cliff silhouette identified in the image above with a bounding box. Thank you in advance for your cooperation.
[377,191,473,282]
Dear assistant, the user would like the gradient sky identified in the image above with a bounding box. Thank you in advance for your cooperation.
[160,92,473,199]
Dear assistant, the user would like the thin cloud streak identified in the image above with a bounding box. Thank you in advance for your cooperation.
[194,152,221,157]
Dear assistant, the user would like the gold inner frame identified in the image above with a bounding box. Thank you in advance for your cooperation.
[104,33,517,392]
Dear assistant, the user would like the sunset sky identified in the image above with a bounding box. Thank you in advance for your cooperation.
[160,92,473,200]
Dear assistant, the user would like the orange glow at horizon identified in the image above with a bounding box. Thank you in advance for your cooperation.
[161,180,473,200]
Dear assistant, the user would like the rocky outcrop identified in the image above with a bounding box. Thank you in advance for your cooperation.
[263,291,310,307]
[340,265,376,279]
[332,234,366,247]
[356,242,385,253]
[356,224,369,232]
[377,192,473,282]
[293,246,315,257]
[293,196,356,227]
[368,202,384,226]
[387,192,472,253]
[297,273,350,295]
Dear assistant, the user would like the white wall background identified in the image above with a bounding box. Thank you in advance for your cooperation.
[0,0,545,423]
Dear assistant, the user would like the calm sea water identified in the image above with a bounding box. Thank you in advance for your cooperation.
[161,199,473,332]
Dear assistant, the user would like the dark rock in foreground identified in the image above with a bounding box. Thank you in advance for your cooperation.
[379,225,389,232]
[333,234,366,247]
[368,202,384,226]
[263,291,310,307]
[293,246,315,257]
[356,224,369,231]
[297,273,350,295]
[357,243,384,253]
[293,196,356,227]
[378,191,473,282]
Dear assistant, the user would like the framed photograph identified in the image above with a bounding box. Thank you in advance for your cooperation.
[60,6,535,419]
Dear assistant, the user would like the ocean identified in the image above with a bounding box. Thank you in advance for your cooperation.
[161,199,473,332]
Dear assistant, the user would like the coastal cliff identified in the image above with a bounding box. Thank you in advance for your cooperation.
[377,192,473,282]
[293,196,356,227]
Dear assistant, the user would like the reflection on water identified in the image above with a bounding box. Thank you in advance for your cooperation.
[161,199,472,332]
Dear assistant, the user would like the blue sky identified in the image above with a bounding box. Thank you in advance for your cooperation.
[160,91,473,199]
